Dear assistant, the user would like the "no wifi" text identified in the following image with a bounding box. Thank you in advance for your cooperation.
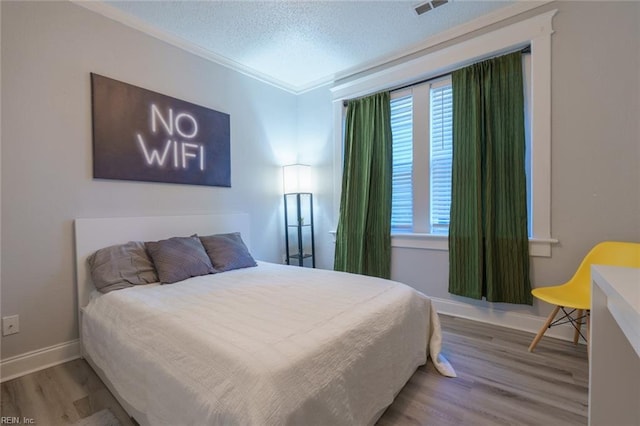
[136,104,205,171]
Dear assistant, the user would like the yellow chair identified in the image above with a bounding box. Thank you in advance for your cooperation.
[528,241,640,352]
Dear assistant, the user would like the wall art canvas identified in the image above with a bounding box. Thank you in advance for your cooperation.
[91,73,231,187]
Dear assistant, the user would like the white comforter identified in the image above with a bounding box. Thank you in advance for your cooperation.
[82,262,454,426]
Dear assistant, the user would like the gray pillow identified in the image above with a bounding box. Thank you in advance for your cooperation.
[146,236,215,284]
[88,241,158,293]
[199,232,257,272]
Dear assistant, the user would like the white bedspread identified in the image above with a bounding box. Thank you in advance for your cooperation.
[82,262,454,426]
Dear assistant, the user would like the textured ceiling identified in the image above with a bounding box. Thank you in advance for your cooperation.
[105,1,517,93]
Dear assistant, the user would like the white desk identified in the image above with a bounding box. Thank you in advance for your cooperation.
[589,265,640,426]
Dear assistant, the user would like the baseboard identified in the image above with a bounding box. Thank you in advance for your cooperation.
[431,297,586,344]
[0,339,81,382]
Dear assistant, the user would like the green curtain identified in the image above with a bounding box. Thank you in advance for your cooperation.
[334,92,392,279]
[449,52,532,304]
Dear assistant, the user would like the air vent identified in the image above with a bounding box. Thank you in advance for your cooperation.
[414,0,448,16]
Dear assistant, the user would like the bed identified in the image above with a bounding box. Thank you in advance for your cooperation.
[75,214,454,426]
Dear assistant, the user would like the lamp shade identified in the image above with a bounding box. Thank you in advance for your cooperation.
[283,164,311,194]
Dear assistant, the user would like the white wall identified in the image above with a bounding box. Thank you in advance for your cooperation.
[296,86,334,270]
[1,1,297,359]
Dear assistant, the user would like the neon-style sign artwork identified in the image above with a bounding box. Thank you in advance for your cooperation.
[91,73,230,187]
[136,105,204,171]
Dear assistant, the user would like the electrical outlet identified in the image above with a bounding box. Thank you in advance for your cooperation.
[2,315,19,336]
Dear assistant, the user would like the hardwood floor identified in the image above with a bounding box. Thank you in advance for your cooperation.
[1,315,588,426]
[378,315,588,426]
[1,358,135,426]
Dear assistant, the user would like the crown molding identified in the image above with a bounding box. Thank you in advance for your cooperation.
[71,0,301,94]
[333,0,554,85]
[72,0,553,95]
[331,8,557,99]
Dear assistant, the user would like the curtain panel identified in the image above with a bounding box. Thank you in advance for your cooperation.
[334,92,392,279]
[449,52,532,304]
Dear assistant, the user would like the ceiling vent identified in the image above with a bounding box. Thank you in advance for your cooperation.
[414,0,449,16]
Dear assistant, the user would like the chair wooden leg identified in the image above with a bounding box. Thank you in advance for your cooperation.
[529,305,561,352]
[573,309,583,345]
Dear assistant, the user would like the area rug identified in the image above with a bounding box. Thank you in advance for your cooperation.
[74,409,121,426]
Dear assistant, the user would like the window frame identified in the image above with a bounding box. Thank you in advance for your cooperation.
[331,10,558,256]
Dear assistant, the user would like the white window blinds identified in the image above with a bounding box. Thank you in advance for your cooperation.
[429,83,453,233]
[390,95,413,232]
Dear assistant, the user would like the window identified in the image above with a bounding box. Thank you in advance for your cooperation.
[390,95,413,232]
[391,78,453,234]
[332,10,556,255]
[391,58,531,237]
[429,82,453,233]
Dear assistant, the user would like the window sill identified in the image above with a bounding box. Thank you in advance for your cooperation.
[391,233,449,250]
[391,233,558,257]
[330,231,557,257]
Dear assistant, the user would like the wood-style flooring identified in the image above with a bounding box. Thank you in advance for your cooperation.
[377,315,588,425]
[1,315,588,426]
